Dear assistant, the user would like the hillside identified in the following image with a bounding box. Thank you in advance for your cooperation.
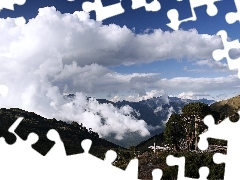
[0,108,133,163]
[135,132,165,152]
[210,95,240,119]
[111,97,215,127]
[0,96,230,180]
[136,94,240,153]
[97,96,215,144]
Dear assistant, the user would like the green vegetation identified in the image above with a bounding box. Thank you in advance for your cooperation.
[135,96,240,179]
[1,95,240,180]
[0,108,131,162]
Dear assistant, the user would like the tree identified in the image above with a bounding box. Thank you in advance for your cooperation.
[164,114,185,151]
[181,102,211,150]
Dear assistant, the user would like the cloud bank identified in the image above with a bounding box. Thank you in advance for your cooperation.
[0,7,239,146]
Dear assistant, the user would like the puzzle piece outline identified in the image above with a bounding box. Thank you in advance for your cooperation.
[225,0,240,24]
[166,155,209,180]
[0,117,146,180]
[0,0,26,11]
[167,0,221,30]
[212,30,240,78]
[198,113,240,180]
[82,0,125,21]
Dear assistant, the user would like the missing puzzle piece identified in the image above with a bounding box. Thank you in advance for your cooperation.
[14,116,56,155]
[0,110,21,145]
[166,155,209,180]
[167,0,221,30]
[225,0,240,24]
[0,119,140,180]
[212,30,240,78]
[152,168,163,180]
[198,114,240,180]
[0,0,26,11]
[0,117,44,179]
[82,0,125,21]
[66,139,139,180]
[131,0,161,12]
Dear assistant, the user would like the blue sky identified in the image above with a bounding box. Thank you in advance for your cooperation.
[1,0,240,145]
[1,0,240,102]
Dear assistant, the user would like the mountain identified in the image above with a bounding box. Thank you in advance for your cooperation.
[63,94,216,147]
[136,94,240,153]
[92,96,214,147]
[135,132,165,152]
[210,95,240,119]
[98,96,215,136]
[111,97,215,127]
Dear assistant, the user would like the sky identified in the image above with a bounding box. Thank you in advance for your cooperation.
[0,0,240,146]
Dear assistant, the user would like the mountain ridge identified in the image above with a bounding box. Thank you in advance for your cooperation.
[136,94,240,152]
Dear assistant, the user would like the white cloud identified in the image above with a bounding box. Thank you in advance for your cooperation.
[111,90,165,102]
[195,59,230,72]
[0,7,239,145]
[156,75,240,93]
[177,91,211,100]
[53,92,152,140]
[184,59,232,72]
[0,7,223,68]
[0,85,9,97]
[161,106,175,126]
[0,0,26,11]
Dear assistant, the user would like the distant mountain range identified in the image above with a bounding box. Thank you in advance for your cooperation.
[0,95,239,164]
[63,94,216,147]
[96,96,215,144]
[2,94,217,149]
[102,96,215,127]
[1,95,237,180]
[136,95,240,152]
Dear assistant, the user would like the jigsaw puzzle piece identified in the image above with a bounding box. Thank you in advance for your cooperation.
[198,115,216,150]
[45,129,67,157]
[0,117,45,180]
[0,0,26,11]
[152,168,163,180]
[104,149,117,164]
[167,0,221,30]
[0,110,22,144]
[225,0,240,24]
[103,148,139,177]
[14,118,55,155]
[166,155,209,180]
[199,113,240,143]
[198,113,240,180]
[131,0,161,12]
[82,0,125,21]
[212,149,239,180]
[65,139,139,180]
[212,30,240,78]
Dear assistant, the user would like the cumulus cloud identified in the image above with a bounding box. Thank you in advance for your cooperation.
[111,89,165,102]
[53,92,152,140]
[0,7,223,68]
[194,59,230,72]
[177,91,211,100]
[156,75,240,94]
[0,7,238,146]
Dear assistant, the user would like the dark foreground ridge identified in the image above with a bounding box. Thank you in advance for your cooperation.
[1,92,240,179]
[0,108,133,162]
